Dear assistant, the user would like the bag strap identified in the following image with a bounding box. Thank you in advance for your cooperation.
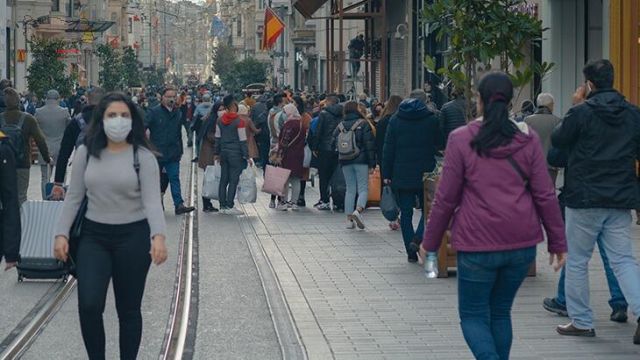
[350,119,364,131]
[133,145,141,186]
[506,155,530,190]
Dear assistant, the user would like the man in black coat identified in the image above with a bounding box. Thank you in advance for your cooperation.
[310,95,344,210]
[439,87,467,147]
[0,131,21,271]
[145,86,195,215]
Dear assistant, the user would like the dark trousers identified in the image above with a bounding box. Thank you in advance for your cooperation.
[77,219,151,360]
[397,189,424,257]
[219,152,246,208]
[183,122,193,144]
[257,134,270,167]
[457,246,536,360]
[317,151,338,204]
[299,180,307,201]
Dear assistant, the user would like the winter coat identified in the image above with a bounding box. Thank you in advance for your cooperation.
[214,112,249,159]
[34,102,71,163]
[310,103,343,152]
[0,134,20,263]
[251,101,270,140]
[241,114,260,159]
[375,114,392,166]
[332,112,376,168]
[551,89,640,209]
[382,98,443,190]
[1,109,50,169]
[439,97,467,147]
[279,117,307,178]
[54,105,95,183]
[145,104,184,162]
[524,107,561,169]
[198,116,217,170]
[422,120,567,254]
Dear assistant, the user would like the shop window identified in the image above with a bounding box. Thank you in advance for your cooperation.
[51,0,60,12]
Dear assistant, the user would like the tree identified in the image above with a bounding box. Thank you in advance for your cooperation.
[95,44,124,91]
[122,47,141,88]
[141,67,166,90]
[211,43,236,81]
[220,57,267,93]
[26,37,77,99]
[423,0,554,119]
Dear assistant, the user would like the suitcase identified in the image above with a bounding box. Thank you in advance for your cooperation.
[17,201,68,282]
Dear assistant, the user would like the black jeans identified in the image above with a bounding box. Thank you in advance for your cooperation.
[219,152,246,208]
[77,219,151,360]
[317,151,338,204]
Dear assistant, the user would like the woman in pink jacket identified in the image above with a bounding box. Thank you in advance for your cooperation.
[419,72,567,360]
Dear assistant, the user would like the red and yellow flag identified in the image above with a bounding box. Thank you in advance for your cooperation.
[262,7,285,50]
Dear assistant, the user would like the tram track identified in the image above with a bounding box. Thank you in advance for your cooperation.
[0,147,199,360]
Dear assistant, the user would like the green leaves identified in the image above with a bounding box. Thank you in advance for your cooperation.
[26,37,77,99]
[219,57,268,93]
[95,44,125,91]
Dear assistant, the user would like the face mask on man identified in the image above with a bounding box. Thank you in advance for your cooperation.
[104,116,132,143]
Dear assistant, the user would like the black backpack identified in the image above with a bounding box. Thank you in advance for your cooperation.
[0,113,27,167]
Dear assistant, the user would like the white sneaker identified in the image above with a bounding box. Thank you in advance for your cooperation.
[315,202,331,210]
[290,204,299,211]
[277,203,289,211]
[219,208,228,214]
[346,220,355,229]
[351,210,365,229]
[226,207,243,215]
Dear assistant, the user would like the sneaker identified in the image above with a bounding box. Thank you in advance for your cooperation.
[351,210,365,229]
[297,199,306,207]
[346,220,355,229]
[611,308,628,323]
[315,202,331,210]
[556,323,595,337]
[407,254,419,263]
[334,206,345,213]
[409,236,421,253]
[203,205,219,213]
[175,204,196,215]
[543,297,568,317]
[269,199,276,209]
[634,318,640,344]
[290,204,299,211]
[191,157,199,163]
[219,207,228,214]
[225,207,243,215]
[277,202,289,211]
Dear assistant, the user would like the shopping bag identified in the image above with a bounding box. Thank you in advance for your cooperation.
[237,166,258,204]
[202,163,221,200]
[303,145,312,168]
[380,186,399,221]
[367,167,381,206]
[262,165,291,196]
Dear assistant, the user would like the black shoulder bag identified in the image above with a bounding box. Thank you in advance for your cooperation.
[506,155,530,191]
[66,147,140,274]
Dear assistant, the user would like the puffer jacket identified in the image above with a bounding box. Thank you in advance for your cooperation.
[382,98,443,190]
[332,112,376,168]
[439,97,467,146]
[551,89,640,209]
[310,103,343,152]
[422,120,566,254]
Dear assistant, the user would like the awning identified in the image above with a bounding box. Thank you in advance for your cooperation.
[293,0,330,19]
[65,19,115,33]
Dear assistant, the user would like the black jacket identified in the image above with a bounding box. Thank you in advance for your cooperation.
[375,114,392,167]
[332,112,376,168]
[439,97,466,146]
[0,136,20,263]
[551,89,640,209]
[310,104,343,152]
[145,104,184,162]
[382,98,443,190]
[54,104,96,183]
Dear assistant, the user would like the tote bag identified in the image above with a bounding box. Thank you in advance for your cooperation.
[202,163,222,200]
[237,167,258,204]
[262,165,291,197]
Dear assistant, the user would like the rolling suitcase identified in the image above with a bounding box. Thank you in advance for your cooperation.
[17,201,68,282]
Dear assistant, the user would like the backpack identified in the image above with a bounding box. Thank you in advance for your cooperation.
[0,113,27,166]
[336,119,364,161]
[75,113,87,148]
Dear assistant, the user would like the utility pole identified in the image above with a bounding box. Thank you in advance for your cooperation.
[278,5,286,88]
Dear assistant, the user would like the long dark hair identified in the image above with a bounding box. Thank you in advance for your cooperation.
[85,92,154,158]
[470,72,518,157]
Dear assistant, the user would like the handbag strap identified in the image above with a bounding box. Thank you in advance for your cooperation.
[506,155,530,190]
[133,145,141,186]
[281,120,303,149]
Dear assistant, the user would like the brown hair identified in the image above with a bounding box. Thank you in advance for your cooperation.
[343,101,360,116]
[379,95,402,120]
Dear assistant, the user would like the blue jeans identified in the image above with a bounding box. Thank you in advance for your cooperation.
[342,164,369,214]
[458,246,536,360]
[565,207,640,329]
[556,233,627,310]
[157,161,184,208]
[397,190,424,257]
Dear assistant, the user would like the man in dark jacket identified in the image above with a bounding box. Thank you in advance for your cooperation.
[552,59,640,342]
[382,97,442,262]
[251,97,270,167]
[145,86,195,215]
[310,95,343,210]
[439,87,467,147]
[50,87,105,200]
[0,132,20,272]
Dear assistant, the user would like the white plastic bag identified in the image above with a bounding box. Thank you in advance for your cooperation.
[237,166,257,204]
[303,145,312,168]
[202,163,221,200]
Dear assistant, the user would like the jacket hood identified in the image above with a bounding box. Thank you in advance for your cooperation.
[467,120,533,159]
[343,112,363,122]
[221,111,239,125]
[397,98,433,120]
[585,89,629,125]
[325,103,343,117]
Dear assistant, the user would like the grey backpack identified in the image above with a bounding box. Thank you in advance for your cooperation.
[336,119,364,161]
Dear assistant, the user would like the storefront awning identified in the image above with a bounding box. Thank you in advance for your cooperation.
[293,0,330,19]
[65,19,115,33]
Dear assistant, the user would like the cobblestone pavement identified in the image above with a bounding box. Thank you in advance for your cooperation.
[238,176,640,360]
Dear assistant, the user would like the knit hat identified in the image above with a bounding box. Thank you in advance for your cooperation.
[4,88,20,110]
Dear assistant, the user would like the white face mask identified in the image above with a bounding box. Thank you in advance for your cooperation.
[104,116,132,143]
